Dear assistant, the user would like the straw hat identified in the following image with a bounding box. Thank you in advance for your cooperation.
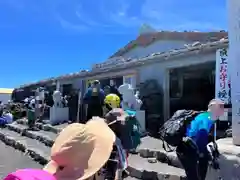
[43,117,116,180]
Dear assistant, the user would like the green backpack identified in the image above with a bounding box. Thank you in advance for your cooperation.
[124,114,141,150]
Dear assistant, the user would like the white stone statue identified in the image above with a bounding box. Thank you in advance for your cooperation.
[53,90,62,108]
[118,84,145,132]
[50,90,69,125]
[29,98,35,109]
[118,84,142,110]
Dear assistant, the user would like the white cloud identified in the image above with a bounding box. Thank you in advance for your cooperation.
[75,4,113,28]
[51,0,142,33]
[5,0,224,33]
[56,16,89,32]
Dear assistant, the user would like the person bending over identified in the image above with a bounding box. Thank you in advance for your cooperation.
[176,99,224,180]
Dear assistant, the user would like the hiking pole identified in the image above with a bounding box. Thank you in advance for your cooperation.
[77,90,81,123]
[214,122,217,142]
[214,122,223,180]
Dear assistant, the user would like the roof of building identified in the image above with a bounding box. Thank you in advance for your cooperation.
[109,31,228,58]
[19,37,229,89]
[0,88,14,94]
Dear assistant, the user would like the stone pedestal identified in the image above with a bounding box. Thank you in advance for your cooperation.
[50,107,69,125]
[227,0,240,146]
[135,110,146,133]
[206,138,240,180]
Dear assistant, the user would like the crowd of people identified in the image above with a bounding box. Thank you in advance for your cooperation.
[2,79,225,180]
[83,79,122,120]
[3,80,142,180]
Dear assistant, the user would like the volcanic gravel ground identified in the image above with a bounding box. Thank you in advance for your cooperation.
[0,141,42,178]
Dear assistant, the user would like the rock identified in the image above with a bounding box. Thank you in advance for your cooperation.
[138,79,163,136]
[147,157,157,163]
[127,154,185,180]
[137,136,181,167]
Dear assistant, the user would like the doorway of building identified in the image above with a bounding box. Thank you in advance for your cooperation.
[62,84,73,96]
[169,62,215,116]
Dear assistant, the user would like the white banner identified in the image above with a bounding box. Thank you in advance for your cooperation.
[215,48,231,104]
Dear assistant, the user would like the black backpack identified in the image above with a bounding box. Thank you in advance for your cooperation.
[159,110,203,152]
[89,88,102,106]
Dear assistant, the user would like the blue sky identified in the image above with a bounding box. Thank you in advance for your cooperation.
[0,0,227,88]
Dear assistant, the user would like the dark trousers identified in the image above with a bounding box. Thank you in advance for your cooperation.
[176,142,209,180]
[27,109,36,128]
[87,105,103,121]
[69,107,77,123]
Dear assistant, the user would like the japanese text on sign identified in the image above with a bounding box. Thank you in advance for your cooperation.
[215,48,231,104]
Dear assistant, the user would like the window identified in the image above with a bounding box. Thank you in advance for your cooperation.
[124,77,132,84]
[113,77,123,87]
[123,75,136,88]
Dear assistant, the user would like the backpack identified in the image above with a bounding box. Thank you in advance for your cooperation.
[3,169,56,180]
[124,113,141,150]
[159,110,203,152]
[105,108,141,150]
[89,88,104,106]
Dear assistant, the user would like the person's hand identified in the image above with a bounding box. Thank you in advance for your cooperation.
[91,116,106,123]
[105,108,127,125]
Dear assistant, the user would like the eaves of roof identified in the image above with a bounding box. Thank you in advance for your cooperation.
[19,38,229,89]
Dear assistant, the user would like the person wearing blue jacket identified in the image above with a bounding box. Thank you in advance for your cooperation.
[176,99,224,180]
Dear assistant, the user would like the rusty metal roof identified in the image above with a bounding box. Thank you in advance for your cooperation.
[19,36,229,89]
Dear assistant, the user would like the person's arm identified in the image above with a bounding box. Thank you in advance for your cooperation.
[115,89,122,101]
[99,89,105,105]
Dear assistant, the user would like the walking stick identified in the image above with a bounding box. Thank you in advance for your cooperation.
[77,90,81,123]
